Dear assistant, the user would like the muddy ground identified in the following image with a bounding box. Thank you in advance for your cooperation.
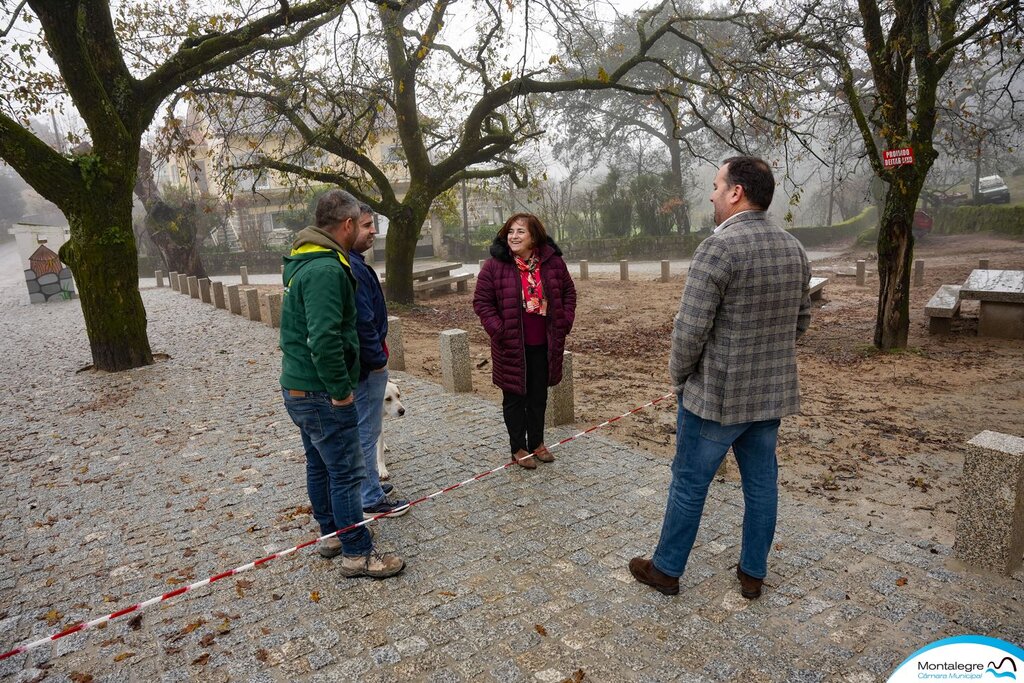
[388,233,1024,547]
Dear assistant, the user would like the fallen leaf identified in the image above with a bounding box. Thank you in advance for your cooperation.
[438,591,456,597]
[896,577,908,587]
[43,609,61,626]
[192,653,210,666]
[69,673,94,683]
[127,615,143,631]
[272,594,283,601]
[534,624,548,636]
[170,619,205,642]
[199,633,216,647]
[235,579,253,597]
[112,652,135,662]
[45,577,55,587]
[561,670,586,683]
[255,648,269,662]
[310,591,321,603]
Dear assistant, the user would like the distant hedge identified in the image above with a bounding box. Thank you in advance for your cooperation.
[785,207,878,247]
[932,205,1024,237]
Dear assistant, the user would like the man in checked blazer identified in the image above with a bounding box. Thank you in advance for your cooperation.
[630,156,812,599]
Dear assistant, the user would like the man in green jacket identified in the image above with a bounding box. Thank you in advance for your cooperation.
[280,189,404,579]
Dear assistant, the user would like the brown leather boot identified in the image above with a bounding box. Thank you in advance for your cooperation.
[511,449,536,469]
[534,444,554,463]
[628,557,679,596]
[736,566,764,599]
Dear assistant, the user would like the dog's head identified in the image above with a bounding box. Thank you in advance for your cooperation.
[384,381,406,417]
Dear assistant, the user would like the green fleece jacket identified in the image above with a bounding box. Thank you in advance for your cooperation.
[279,226,360,400]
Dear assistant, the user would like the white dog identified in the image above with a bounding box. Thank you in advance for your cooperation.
[377,380,405,480]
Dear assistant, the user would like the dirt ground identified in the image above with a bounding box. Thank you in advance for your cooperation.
[390,233,1024,547]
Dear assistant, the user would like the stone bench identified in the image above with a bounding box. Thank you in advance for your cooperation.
[808,276,828,301]
[412,273,474,296]
[925,284,961,334]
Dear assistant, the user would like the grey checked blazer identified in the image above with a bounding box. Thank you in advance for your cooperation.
[670,211,811,425]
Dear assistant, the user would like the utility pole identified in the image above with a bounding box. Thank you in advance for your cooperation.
[49,111,65,154]
[827,146,837,227]
[461,179,470,258]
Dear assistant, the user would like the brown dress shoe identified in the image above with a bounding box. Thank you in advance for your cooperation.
[511,449,536,469]
[534,444,554,463]
[628,557,679,595]
[736,566,763,599]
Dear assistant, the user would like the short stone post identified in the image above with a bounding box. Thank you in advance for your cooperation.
[260,292,282,328]
[212,281,226,309]
[856,260,866,286]
[227,284,242,315]
[155,270,165,288]
[239,265,249,285]
[954,430,1024,575]
[661,260,670,283]
[187,276,199,299]
[245,288,261,321]
[169,271,179,292]
[913,259,924,287]
[198,278,212,304]
[386,315,406,371]
[579,260,589,280]
[478,259,485,271]
[178,273,189,293]
[546,351,574,427]
[620,260,629,281]
[439,329,472,393]
[979,258,990,270]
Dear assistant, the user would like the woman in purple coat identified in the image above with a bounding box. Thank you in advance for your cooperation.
[473,213,577,469]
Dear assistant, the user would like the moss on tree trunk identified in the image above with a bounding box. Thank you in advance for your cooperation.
[59,187,153,371]
[873,186,917,350]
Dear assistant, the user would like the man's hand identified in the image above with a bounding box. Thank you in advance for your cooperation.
[331,394,354,406]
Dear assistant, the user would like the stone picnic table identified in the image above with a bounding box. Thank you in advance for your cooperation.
[959,269,1024,339]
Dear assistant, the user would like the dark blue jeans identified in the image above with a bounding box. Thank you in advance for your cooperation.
[652,405,780,580]
[282,390,372,555]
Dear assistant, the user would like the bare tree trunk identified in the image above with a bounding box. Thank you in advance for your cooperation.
[384,204,429,304]
[59,190,154,371]
[873,188,916,349]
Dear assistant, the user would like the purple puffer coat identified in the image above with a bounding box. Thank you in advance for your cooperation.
[473,236,577,394]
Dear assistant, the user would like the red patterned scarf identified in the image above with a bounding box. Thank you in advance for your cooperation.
[514,252,546,315]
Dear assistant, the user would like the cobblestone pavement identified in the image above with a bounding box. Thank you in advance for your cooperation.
[1,287,1022,683]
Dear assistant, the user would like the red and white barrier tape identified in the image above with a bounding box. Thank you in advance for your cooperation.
[0,392,675,662]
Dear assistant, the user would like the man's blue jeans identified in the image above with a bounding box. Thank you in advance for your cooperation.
[652,404,780,581]
[355,368,388,508]
[282,390,372,555]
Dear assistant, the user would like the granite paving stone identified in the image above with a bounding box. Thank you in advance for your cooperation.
[1,288,1022,682]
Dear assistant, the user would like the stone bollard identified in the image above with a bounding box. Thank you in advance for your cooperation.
[856,260,866,286]
[260,292,282,328]
[954,430,1024,575]
[199,278,212,304]
[187,276,200,299]
[546,351,574,427]
[386,315,406,371]
[580,260,588,280]
[661,260,670,283]
[245,288,261,321]
[227,284,242,315]
[478,259,485,271]
[169,271,179,292]
[155,270,165,288]
[979,258,990,270]
[212,281,226,309]
[913,259,924,287]
[620,260,629,281]
[439,329,472,393]
[280,265,284,274]
[240,265,250,285]
[178,273,189,293]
